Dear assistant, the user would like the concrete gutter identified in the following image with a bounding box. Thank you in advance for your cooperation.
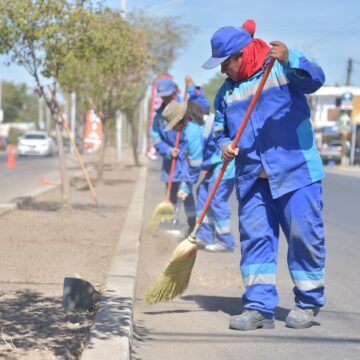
[81,165,147,360]
[0,166,94,218]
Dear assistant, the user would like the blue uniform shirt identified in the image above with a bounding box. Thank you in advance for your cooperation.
[181,113,235,195]
[214,49,325,199]
[151,103,187,183]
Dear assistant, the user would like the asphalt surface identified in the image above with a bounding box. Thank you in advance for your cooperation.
[132,160,360,360]
[0,152,62,203]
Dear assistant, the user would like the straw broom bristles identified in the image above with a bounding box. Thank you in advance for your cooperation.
[146,132,181,234]
[144,232,197,304]
[146,200,175,234]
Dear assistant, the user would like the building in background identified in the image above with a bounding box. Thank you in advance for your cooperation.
[310,87,360,137]
[309,86,360,164]
[83,109,103,153]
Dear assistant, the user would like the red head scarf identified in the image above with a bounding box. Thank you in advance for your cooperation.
[236,20,270,81]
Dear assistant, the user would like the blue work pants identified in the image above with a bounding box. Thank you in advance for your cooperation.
[238,179,325,317]
[196,175,235,250]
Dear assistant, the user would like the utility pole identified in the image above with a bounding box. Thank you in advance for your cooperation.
[116,110,123,163]
[346,58,353,86]
[120,0,126,19]
[0,79,3,123]
[38,96,44,130]
[70,92,76,154]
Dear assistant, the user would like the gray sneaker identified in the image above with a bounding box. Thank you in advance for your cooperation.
[229,309,275,331]
[204,243,233,253]
[285,306,320,329]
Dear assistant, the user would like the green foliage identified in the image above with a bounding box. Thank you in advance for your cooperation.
[2,81,38,123]
[0,0,99,112]
[128,10,195,75]
[58,7,149,117]
[202,73,226,112]
[0,0,196,161]
[7,127,23,145]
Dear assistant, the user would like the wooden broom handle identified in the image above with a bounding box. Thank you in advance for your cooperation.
[196,57,275,226]
[166,131,181,201]
[165,86,187,201]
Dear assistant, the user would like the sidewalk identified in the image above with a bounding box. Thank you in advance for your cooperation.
[0,147,146,359]
[131,160,360,360]
[82,160,360,359]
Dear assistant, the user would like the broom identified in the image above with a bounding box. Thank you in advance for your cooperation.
[144,57,276,304]
[146,130,181,233]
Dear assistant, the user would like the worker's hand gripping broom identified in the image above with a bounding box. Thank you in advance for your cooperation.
[144,57,276,304]
[146,131,181,233]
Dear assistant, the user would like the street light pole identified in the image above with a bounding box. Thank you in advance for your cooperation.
[0,80,3,123]
[120,0,126,18]
[346,58,353,86]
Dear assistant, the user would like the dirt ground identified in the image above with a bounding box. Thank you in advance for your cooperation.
[0,149,140,359]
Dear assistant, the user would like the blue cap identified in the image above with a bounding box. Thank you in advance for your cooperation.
[202,26,252,69]
[156,78,176,96]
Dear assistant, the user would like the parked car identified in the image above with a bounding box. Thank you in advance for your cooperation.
[319,140,344,165]
[17,131,55,156]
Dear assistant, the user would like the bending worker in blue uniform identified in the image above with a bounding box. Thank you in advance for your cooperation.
[152,78,196,234]
[202,19,326,330]
[162,98,236,252]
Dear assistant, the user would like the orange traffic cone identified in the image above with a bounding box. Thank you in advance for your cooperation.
[6,144,16,169]
[39,177,60,185]
[40,177,50,185]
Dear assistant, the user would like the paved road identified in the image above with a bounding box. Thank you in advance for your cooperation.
[133,160,360,360]
[0,152,75,203]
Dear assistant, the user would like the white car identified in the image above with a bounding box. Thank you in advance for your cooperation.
[17,131,55,156]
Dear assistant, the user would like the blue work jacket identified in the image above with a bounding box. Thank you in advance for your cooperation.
[152,86,210,183]
[152,103,187,183]
[214,49,325,199]
[181,113,235,194]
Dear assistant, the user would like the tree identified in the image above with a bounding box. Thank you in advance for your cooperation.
[2,81,38,123]
[126,11,196,162]
[60,9,195,167]
[128,10,195,76]
[0,0,99,207]
[58,8,149,168]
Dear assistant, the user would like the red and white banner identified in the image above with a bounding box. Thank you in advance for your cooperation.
[83,109,103,153]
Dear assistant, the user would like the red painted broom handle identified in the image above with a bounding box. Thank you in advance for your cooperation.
[196,57,275,225]
[164,89,186,202]
[166,131,181,201]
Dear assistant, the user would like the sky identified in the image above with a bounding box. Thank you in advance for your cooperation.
[1,0,360,94]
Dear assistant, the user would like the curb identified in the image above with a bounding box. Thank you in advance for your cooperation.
[0,166,95,217]
[325,165,360,178]
[0,203,17,217]
[80,164,147,360]
[0,184,58,218]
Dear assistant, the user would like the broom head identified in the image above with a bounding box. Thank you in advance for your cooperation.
[146,200,175,234]
[144,232,197,304]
